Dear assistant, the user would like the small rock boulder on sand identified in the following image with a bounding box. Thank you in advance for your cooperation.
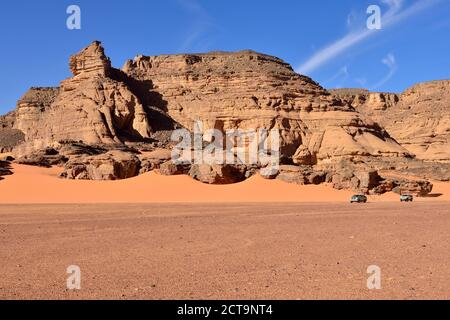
[0,160,13,180]
[189,164,247,184]
[371,178,433,197]
[139,148,172,174]
[15,148,68,168]
[60,150,141,180]
[275,165,309,185]
[158,161,191,176]
[331,170,382,193]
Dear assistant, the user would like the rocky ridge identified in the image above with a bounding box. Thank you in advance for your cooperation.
[331,80,450,162]
[0,41,448,197]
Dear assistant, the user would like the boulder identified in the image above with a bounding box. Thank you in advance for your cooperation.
[189,164,247,184]
[60,150,140,180]
[292,145,314,165]
[58,142,108,156]
[308,171,327,185]
[354,170,382,192]
[276,165,308,185]
[331,169,382,193]
[0,160,13,179]
[158,161,190,176]
[371,178,433,197]
[15,148,67,167]
[139,148,172,174]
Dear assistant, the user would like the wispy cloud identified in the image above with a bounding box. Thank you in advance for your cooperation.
[323,65,350,87]
[177,0,220,52]
[355,77,368,87]
[296,0,440,75]
[370,53,398,89]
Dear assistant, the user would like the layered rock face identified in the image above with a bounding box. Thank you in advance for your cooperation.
[123,51,409,162]
[14,41,152,154]
[0,111,16,129]
[1,41,447,195]
[0,111,25,153]
[390,81,450,162]
[332,81,450,162]
[15,87,60,149]
[330,89,399,112]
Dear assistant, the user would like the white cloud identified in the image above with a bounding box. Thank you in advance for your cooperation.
[346,10,358,28]
[323,65,350,87]
[177,0,219,52]
[370,53,398,89]
[296,0,440,75]
[382,53,396,69]
[355,77,368,86]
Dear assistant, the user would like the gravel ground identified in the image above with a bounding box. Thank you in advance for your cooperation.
[0,202,449,300]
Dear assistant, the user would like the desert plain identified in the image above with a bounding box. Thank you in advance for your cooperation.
[0,164,449,300]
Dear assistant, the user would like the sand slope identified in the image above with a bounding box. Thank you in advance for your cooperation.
[0,164,448,203]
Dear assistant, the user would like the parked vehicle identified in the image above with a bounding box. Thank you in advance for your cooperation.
[351,195,368,203]
[400,194,414,202]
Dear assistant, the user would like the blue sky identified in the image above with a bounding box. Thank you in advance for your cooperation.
[0,0,449,113]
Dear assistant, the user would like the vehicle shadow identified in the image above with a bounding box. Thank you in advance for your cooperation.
[423,193,443,198]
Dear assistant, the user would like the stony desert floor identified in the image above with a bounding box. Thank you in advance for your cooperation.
[0,164,449,300]
[0,202,449,300]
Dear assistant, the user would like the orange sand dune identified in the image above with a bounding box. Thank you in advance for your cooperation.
[0,164,448,204]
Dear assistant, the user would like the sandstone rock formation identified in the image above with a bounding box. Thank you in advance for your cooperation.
[138,148,172,174]
[0,41,447,196]
[189,164,247,184]
[60,150,140,180]
[14,41,152,154]
[15,148,67,168]
[0,111,24,152]
[371,177,433,197]
[122,50,409,163]
[330,89,399,112]
[0,110,16,129]
[0,160,13,180]
[158,161,190,176]
[8,42,411,164]
[332,80,450,162]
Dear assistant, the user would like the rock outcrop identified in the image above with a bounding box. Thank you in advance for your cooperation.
[332,80,450,162]
[371,177,434,197]
[60,150,141,180]
[189,164,247,184]
[0,41,446,195]
[330,89,399,112]
[0,110,16,129]
[15,148,67,168]
[0,160,13,180]
[14,41,152,154]
[0,111,25,153]
[122,51,409,163]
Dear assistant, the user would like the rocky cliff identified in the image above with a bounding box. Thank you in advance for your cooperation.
[0,41,447,195]
[15,41,152,153]
[332,80,450,162]
[9,41,410,164]
[122,50,408,162]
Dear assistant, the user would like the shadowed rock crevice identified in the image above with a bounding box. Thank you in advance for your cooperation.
[109,67,179,132]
